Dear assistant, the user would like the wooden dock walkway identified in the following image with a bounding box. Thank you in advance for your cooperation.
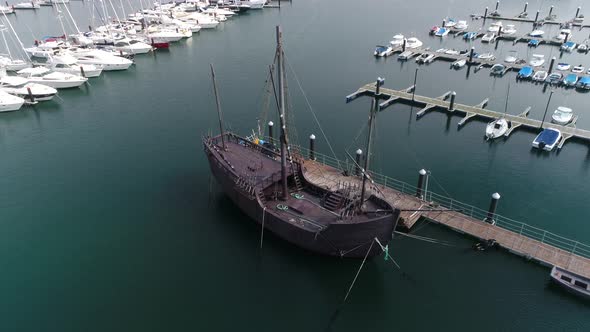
[301,157,590,279]
[348,83,590,148]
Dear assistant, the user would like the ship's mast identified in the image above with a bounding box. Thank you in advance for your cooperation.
[276,26,289,201]
[210,64,226,150]
[359,78,384,210]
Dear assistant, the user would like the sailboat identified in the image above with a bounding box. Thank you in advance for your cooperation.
[485,83,510,139]
[203,26,400,258]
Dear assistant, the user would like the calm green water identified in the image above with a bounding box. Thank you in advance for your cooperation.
[0,0,589,331]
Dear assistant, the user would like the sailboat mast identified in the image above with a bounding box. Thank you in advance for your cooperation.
[276,25,288,201]
[359,78,383,209]
[210,64,226,150]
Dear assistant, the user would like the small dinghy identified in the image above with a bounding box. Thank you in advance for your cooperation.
[551,106,574,125]
[486,118,508,139]
[563,73,578,86]
[374,45,393,57]
[556,62,571,71]
[551,266,590,299]
[561,41,576,52]
[517,66,534,79]
[532,128,561,151]
[490,63,505,75]
[545,72,562,84]
[532,70,548,82]
[452,58,466,68]
[572,65,585,73]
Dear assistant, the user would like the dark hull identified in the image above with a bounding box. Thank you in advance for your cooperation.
[204,139,398,258]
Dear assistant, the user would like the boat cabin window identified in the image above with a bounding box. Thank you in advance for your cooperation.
[560,275,572,283]
[574,280,588,289]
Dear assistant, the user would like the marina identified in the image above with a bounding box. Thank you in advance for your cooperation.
[1,0,590,331]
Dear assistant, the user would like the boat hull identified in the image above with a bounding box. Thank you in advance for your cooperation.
[204,142,398,258]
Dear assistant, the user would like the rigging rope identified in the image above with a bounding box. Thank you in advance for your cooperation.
[284,53,341,168]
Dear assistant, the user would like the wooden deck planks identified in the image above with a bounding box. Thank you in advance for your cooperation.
[302,159,590,279]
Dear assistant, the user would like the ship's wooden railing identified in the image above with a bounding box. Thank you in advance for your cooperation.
[292,144,590,260]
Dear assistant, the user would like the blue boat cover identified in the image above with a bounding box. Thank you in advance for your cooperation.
[536,129,560,144]
[518,66,533,76]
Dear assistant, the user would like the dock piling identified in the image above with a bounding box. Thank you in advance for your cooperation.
[485,193,501,224]
[548,57,556,73]
[448,92,456,111]
[416,169,426,198]
[355,149,362,175]
[268,121,274,143]
[309,134,316,160]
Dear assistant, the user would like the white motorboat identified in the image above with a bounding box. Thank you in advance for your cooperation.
[48,54,103,78]
[550,266,590,299]
[481,32,496,43]
[532,70,548,82]
[112,39,152,55]
[487,21,502,33]
[556,63,571,71]
[452,58,466,68]
[555,28,572,42]
[529,54,545,67]
[389,34,405,47]
[0,56,30,71]
[532,128,561,151]
[17,67,87,89]
[477,53,495,60]
[503,24,517,35]
[374,45,393,57]
[455,20,468,30]
[0,90,24,111]
[416,52,435,64]
[572,65,585,73]
[69,49,133,71]
[551,106,574,125]
[0,6,15,14]
[405,37,422,49]
[485,118,508,139]
[529,29,545,37]
[504,51,518,63]
[0,75,57,102]
[398,50,414,60]
[13,2,40,9]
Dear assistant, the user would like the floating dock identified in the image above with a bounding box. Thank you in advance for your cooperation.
[301,158,590,279]
[347,82,590,148]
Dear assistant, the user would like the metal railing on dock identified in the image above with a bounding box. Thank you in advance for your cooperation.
[295,144,590,261]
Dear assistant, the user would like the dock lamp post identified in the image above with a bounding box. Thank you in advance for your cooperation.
[412,68,418,102]
[540,91,554,129]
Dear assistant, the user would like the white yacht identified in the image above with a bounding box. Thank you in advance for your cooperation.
[551,106,574,125]
[112,39,152,55]
[390,34,405,47]
[13,2,40,9]
[69,49,133,71]
[48,54,103,78]
[529,54,545,67]
[0,56,30,71]
[17,67,87,89]
[0,75,57,102]
[0,90,24,111]
[405,37,423,49]
[487,21,502,33]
